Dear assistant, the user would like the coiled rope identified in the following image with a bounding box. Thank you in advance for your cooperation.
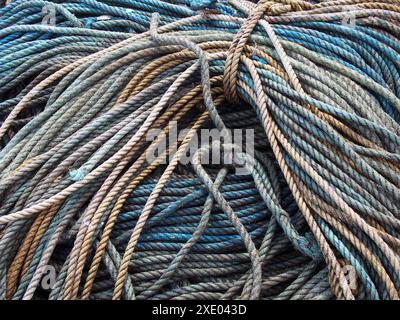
[0,0,399,300]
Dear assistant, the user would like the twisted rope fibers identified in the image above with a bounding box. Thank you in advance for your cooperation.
[0,0,399,300]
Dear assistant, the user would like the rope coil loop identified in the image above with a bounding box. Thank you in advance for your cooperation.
[0,0,399,301]
[223,0,306,103]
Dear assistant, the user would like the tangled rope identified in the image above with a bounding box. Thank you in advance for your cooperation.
[0,0,399,300]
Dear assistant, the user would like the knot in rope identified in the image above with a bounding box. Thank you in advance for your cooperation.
[270,0,307,14]
[69,169,86,182]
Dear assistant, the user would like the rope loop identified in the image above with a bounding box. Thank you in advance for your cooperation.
[223,0,305,103]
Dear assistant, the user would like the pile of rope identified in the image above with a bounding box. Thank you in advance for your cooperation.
[0,0,399,300]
